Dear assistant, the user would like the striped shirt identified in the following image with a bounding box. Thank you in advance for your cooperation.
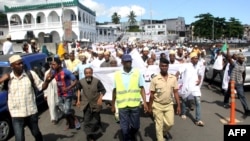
[8,70,43,117]
[53,68,76,97]
[230,61,246,84]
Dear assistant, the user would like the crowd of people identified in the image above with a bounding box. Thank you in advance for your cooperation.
[1,33,250,141]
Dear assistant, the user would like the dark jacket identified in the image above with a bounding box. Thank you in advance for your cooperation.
[78,77,106,112]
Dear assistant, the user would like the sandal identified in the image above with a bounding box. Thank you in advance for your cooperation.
[51,120,57,125]
[195,120,204,126]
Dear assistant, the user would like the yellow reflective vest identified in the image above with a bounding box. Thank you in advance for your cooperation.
[114,69,141,108]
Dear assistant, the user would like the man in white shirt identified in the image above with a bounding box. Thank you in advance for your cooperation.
[91,50,104,68]
[179,52,204,126]
[3,34,14,55]
[208,50,224,90]
[115,49,123,67]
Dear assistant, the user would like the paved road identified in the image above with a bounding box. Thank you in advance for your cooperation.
[8,82,250,141]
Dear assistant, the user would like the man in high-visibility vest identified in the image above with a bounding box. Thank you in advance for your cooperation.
[112,54,148,141]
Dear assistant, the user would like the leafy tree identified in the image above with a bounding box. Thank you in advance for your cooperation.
[191,13,244,40]
[213,17,226,39]
[127,11,137,26]
[224,17,244,38]
[192,13,214,39]
[111,12,121,24]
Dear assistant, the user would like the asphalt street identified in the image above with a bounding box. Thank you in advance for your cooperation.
[8,81,250,141]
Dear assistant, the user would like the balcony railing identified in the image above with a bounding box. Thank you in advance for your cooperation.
[9,21,79,31]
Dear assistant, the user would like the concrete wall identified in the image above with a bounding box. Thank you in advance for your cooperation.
[0,43,58,55]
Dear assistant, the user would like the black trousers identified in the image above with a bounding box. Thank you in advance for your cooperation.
[208,69,223,86]
[83,105,102,135]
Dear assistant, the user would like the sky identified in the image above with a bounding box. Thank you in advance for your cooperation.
[0,0,249,24]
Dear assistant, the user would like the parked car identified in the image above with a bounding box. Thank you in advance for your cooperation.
[0,53,47,141]
[205,51,250,86]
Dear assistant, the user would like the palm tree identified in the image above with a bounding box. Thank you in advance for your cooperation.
[127,11,137,26]
[111,12,121,24]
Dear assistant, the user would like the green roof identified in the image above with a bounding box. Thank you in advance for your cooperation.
[4,0,95,16]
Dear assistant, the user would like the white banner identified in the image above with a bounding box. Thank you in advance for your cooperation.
[93,67,122,101]
[93,63,205,102]
[92,49,205,102]
[93,66,159,102]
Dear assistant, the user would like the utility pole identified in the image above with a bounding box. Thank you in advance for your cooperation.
[150,0,152,41]
[61,0,64,41]
[140,9,143,40]
[212,19,214,41]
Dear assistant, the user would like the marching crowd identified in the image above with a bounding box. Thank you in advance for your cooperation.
[1,34,250,141]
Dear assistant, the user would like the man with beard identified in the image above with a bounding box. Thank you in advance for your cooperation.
[148,58,181,141]
[76,67,106,141]
[141,47,150,62]
[175,46,186,63]
[29,39,40,53]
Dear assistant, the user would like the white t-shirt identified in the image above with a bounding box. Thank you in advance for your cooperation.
[213,55,223,70]
[91,58,104,68]
[3,41,13,55]
[180,63,203,98]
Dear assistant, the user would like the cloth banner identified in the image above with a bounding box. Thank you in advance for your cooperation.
[93,63,205,102]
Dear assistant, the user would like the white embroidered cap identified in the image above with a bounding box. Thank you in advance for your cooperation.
[9,55,22,64]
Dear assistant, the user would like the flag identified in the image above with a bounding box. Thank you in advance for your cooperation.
[221,43,227,52]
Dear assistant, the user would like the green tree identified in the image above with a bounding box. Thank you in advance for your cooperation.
[192,13,214,39]
[111,12,121,24]
[192,13,244,40]
[224,17,244,38]
[127,11,137,26]
[212,17,226,39]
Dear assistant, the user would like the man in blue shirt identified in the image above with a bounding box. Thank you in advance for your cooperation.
[112,54,148,141]
[73,54,91,80]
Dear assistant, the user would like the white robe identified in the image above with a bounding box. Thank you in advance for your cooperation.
[180,63,203,98]
[44,70,59,121]
[91,58,104,68]
[222,63,230,91]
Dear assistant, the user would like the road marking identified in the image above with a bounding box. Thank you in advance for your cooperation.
[220,117,241,124]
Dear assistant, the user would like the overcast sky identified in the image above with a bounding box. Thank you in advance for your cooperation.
[0,0,249,24]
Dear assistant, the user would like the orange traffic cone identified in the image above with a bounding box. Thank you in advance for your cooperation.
[229,80,236,125]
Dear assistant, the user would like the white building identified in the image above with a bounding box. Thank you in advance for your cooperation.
[96,23,123,43]
[121,17,186,42]
[0,25,8,41]
[4,0,96,43]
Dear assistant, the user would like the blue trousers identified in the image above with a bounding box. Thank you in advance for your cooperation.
[119,107,140,141]
[12,113,43,141]
[181,96,202,122]
[224,83,249,113]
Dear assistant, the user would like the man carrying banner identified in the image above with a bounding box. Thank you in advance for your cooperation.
[148,58,181,141]
[111,54,148,141]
